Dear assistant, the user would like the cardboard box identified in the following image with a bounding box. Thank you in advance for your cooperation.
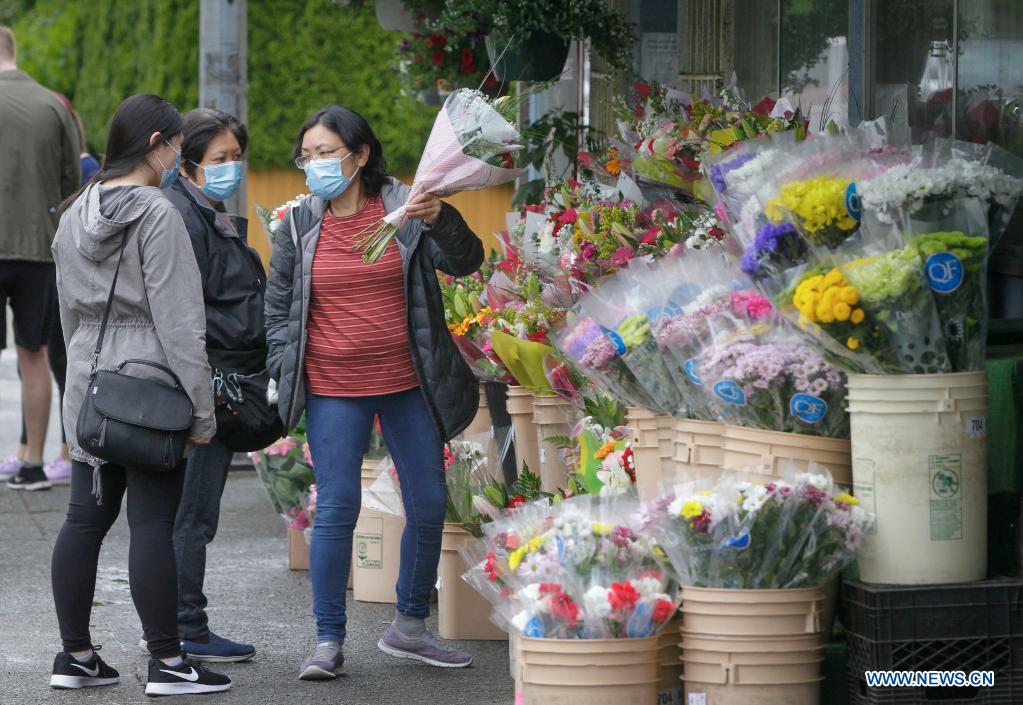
[288,527,309,571]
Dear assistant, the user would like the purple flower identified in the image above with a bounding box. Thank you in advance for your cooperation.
[709,152,757,193]
[740,222,799,278]
[579,241,598,262]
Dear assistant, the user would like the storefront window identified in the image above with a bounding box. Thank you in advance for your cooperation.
[779,0,848,129]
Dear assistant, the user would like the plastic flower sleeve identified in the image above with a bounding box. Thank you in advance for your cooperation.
[551,309,660,410]
[897,195,991,371]
[577,263,687,415]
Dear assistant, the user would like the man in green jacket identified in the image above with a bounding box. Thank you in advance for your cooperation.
[0,26,80,491]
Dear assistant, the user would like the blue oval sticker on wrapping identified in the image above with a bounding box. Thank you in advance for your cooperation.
[524,616,546,638]
[647,301,683,322]
[845,182,862,221]
[684,358,702,385]
[722,530,751,550]
[925,252,964,294]
[713,380,747,406]
[601,327,627,356]
[790,393,828,424]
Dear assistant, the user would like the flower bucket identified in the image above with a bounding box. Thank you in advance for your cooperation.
[846,371,988,584]
[658,617,684,705]
[353,463,404,603]
[485,30,571,83]
[628,407,664,501]
[438,524,506,641]
[519,636,660,705]
[533,394,574,492]
[288,527,309,571]
[720,425,852,488]
[673,419,725,485]
[463,383,493,439]
[681,586,826,639]
[657,414,677,485]
[507,386,541,476]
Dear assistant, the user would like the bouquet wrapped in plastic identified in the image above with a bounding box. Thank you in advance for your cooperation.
[251,435,315,531]
[356,89,526,262]
[462,495,678,639]
[652,466,874,588]
[696,325,849,438]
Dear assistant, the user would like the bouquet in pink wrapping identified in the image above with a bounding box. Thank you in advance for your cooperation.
[356,89,526,262]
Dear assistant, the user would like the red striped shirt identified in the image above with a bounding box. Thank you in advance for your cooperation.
[304,196,419,396]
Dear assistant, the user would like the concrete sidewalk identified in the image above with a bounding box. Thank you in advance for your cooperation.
[0,471,514,705]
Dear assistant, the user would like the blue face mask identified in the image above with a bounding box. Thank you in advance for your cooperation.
[157,140,181,189]
[195,160,244,201]
[303,152,358,201]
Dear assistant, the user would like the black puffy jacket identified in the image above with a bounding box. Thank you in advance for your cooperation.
[165,178,268,374]
[264,177,484,442]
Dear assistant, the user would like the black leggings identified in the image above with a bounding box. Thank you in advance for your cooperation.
[51,461,185,658]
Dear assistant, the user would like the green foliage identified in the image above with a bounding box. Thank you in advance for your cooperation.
[10,0,435,172]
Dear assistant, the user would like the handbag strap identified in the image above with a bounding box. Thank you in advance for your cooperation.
[90,230,130,375]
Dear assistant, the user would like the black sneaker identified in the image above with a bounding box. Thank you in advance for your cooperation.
[50,650,120,689]
[6,464,52,491]
[144,658,232,697]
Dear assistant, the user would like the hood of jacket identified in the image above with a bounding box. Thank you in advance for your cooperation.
[70,182,166,262]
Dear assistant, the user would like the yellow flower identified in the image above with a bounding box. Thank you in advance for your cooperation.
[799,304,817,323]
[528,536,545,553]
[839,286,859,306]
[833,302,851,321]
[816,303,835,323]
[764,198,786,224]
[508,547,527,572]
[595,440,617,460]
[806,275,825,291]
[835,492,859,506]
[681,500,705,519]
[824,269,845,287]
[850,308,865,324]
[847,337,861,350]
[592,522,612,536]
[605,158,622,176]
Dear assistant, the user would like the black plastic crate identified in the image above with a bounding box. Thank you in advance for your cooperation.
[843,579,1023,643]
[846,635,1023,705]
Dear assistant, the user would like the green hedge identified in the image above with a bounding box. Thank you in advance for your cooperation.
[11,0,435,172]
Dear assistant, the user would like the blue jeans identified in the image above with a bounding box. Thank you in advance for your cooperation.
[305,388,446,644]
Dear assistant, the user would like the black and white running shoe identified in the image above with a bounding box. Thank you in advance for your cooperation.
[144,658,232,697]
[6,464,52,491]
[50,650,120,689]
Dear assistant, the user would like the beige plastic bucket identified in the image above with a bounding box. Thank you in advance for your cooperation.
[658,618,684,705]
[628,407,664,501]
[846,371,988,584]
[463,383,492,438]
[681,586,826,638]
[510,632,523,699]
[353,463,404,603]
[438,524,505,640]
[681,632,823,705]
[520,636,659,705]
[720,425,852,488]
[533,394,574,492]
[673,419,725,485]
[507,386,540,476]
[657,414,678,482]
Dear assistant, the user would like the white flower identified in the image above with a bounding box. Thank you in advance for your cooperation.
[518,584,543,612]
[667,495,687,518]
[583,585,613,619]
[741,485,770,514]
[797,473,830,491]
[538,221,557,254]
[511,611,531,633]
[633,576,664,598]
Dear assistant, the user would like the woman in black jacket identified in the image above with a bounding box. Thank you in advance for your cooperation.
[162,109,265,663]
[264,105,483,681]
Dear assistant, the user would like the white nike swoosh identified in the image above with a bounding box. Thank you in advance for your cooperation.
[160,667,200,682]
[71,662,100,677]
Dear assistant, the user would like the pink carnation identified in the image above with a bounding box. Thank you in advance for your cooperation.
[558,208,578,224]
[611,247,634,267]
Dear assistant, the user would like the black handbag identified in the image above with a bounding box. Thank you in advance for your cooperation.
[212,368,284,452]
[76,232,195,472]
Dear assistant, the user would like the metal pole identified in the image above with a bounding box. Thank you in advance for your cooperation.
[199,0,248,217]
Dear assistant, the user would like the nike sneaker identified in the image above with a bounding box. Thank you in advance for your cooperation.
[50,650,119,689]
[144,658,232,697]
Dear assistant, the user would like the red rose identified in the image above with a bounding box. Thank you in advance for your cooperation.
[653,599,676,624]
[459,47,476,75]
[634,81,652,100]
[484,74,498,88]
[526,331,549,345]
[508,494,526,509]
[609,581,641,612]
[558,208,578,224]
[682,155,701,171]
[484,551,499,581]
[539,583,562,594]
[549,592,579,627]
[622,447,636,481]
[752,96,776,116]
[433,51,444,67]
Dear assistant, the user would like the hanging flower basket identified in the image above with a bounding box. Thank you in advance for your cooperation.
[485,30,570,83]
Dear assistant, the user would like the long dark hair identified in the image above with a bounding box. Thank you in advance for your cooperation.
[293,106,388,197]
[62,94,182,210]
[180,108,248,179]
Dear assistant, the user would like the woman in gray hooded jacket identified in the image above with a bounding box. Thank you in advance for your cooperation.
[48,94,231,698]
